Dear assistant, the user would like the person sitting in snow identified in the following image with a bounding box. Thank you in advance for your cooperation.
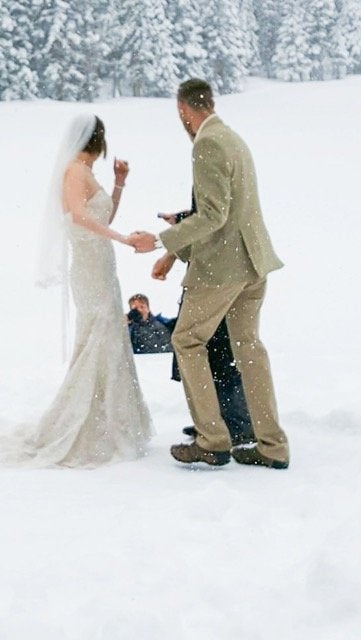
[127,293,175,354]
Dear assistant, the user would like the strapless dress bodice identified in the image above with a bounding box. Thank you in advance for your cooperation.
[65,189,113,243]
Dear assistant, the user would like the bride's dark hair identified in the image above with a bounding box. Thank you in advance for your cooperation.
[82,116,107,158]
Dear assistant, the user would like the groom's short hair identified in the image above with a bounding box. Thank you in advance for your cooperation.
[177,79,214,111]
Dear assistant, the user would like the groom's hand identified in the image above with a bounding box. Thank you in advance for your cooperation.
[128,231,157,253]
[152,253,176,280]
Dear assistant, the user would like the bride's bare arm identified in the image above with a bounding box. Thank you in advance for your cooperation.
[63,164,130,244]
[109,158,129,224]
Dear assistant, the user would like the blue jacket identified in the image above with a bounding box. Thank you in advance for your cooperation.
[128,312,175,354]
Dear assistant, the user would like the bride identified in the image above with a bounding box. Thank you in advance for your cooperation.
[2,113,153,468]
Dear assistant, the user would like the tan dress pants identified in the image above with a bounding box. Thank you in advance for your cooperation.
[171,278,289,463]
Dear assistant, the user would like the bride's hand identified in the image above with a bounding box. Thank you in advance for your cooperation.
[113,157,129,183]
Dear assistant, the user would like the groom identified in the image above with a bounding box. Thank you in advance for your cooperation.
[129,78,289,469]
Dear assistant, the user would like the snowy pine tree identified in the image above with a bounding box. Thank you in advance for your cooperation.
[338,0,361,73]
[116,0,178,97]
[238,0,261,76]
[38,0,83,100]
[32,0,105,101]
[31,0,67,99]
[271,1,312,81]
[0,0,38,100]
[254,0,282,77]
[200,0,246,93]
[165,0,207,82]
[1,0,360,101]
[304,0,346,80]
[74,0,109,100]
[97,0,124,97]
[0,2,12,98]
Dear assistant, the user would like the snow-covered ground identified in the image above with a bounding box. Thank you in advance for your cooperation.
[0,77,360,639]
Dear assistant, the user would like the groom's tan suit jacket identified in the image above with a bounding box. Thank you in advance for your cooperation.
[160,115,283,286]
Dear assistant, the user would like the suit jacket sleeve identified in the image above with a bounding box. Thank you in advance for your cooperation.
[160,137,231,255]
[173,187,197,262]
[175,246,192,262]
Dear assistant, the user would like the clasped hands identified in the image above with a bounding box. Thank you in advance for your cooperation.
[122,213,177,280]
[126,231,157,253]
[123,232,176,281]
[126,212,179,252]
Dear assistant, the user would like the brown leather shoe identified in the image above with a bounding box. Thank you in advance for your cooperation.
[170,442,230,466]
[231,446,289,469]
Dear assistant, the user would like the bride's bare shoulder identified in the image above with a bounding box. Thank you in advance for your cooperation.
[64,160,89,184]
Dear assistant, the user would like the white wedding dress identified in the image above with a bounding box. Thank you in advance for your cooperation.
[1,189,153,468]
